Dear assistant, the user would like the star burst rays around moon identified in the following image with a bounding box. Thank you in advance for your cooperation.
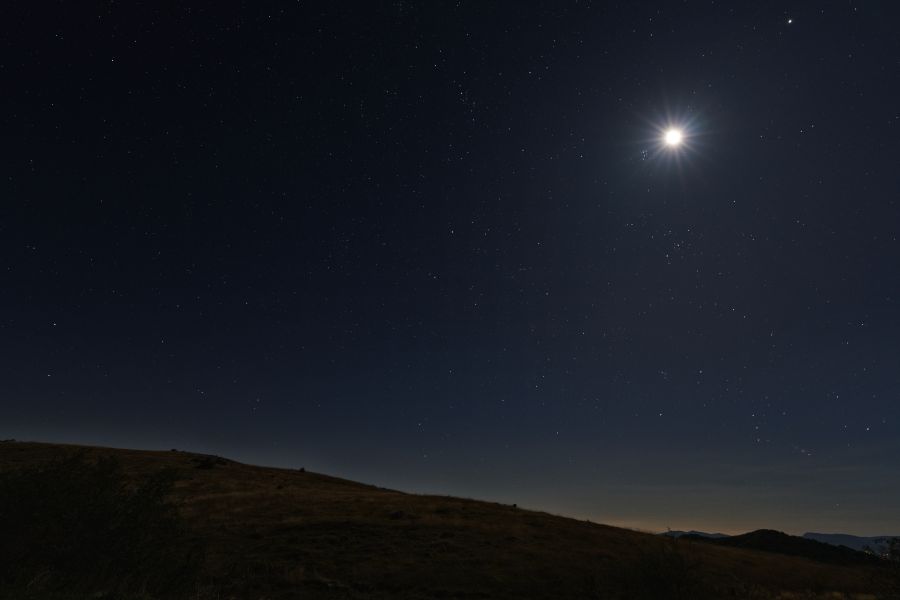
[629,104,712,178]
[642,116,703,165]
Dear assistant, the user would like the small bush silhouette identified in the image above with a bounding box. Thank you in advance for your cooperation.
[0,453,201,599]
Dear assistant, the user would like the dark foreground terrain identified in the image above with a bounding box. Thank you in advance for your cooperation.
[0,441,896,599]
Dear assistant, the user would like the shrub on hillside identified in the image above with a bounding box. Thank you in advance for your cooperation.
[0,453,201,599]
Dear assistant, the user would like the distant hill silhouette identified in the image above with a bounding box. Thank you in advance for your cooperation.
[664,530,730,539]
[803,532,897,554]
[682,529,881,566]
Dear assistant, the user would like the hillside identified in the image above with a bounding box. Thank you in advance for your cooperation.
[0,441,894,599]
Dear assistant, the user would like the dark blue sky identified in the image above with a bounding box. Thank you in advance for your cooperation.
[2,1,899,535]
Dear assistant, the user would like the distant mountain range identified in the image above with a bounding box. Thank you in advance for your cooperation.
[664,530,897,555]
[802,532,897,554]
[679,529,883,566]
[663,530,729,539]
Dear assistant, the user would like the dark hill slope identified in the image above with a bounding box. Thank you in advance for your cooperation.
[0,441,891,599]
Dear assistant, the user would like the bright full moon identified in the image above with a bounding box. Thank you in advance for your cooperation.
[664,128,683,146]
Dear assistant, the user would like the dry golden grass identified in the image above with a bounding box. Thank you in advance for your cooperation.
[0,441,892,599]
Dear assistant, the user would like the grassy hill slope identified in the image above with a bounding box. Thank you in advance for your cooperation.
[0,441,892,599]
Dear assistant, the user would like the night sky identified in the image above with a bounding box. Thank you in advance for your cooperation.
[3,2,899,536]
